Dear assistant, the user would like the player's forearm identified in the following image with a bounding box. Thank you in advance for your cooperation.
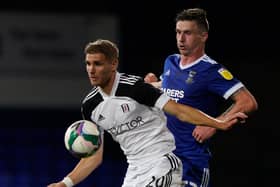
[175,104,222,129]
[223,88,258,117]
[221,99,257,120]
[164,101,220,129]
[66,145,103,185]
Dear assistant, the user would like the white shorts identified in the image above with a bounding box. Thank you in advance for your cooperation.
[122,153,184,187]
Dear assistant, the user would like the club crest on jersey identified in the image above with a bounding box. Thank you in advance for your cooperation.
[218,68,233,80]
[121,103,130,113]
[185,71,196,84]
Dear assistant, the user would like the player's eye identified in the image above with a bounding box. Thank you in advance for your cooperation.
[94,61,104,66]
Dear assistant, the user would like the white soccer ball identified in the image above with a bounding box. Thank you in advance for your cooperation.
[64,120,102,158]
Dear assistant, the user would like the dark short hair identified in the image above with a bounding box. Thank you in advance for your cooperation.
[84,39,119,61]
[176,8,209,32]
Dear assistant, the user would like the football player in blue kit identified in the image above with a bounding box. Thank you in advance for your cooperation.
[47,39,247,187]
[145,8,258,187]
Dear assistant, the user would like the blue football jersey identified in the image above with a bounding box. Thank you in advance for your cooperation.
[161,54,244,159]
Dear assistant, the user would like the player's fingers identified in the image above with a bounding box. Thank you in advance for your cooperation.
[193,133,203,143]
[235,112,248,120]
[144,76,150,82]
[226,116,247,129]
[226,112,248,122]
[238,117,246,124]
[198,138,203,143]
[233,113,247,124]
[144,73,158,83]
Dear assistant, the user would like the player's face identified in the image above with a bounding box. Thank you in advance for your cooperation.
[85,53,117,89]
[176,20,208,56]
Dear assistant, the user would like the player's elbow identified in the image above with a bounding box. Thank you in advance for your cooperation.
[239,96,258,115]
[246,96,258,113]
[252,99,258,111]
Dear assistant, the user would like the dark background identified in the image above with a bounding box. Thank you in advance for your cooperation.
[0,1,278,186]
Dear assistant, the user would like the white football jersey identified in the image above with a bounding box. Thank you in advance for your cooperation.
[81,72,176,164]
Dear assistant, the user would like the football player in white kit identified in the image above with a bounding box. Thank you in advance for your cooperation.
[47,39,247,187]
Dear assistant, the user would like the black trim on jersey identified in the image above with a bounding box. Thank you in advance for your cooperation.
[80,73,163,121]
[81,87,103,121]
[116,73,163,107]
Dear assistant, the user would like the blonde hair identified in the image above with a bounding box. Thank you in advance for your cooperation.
[84,39,119,61]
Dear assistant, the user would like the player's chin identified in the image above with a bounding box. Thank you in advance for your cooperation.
[90,79,99,86]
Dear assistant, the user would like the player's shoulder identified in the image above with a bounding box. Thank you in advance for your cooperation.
[165,54,180,62]
[119,73,143,85]
[201,54,218,65]
[198,54,223,71]
[81,86,104,120]
[82,86,102,104]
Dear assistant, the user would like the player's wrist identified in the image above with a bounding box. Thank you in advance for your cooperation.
[62,176,74,187]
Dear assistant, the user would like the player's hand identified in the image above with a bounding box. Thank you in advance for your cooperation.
[144,72,158,83]
[47,182,66,187]
[220,112,248,130]
[192,126,216,143]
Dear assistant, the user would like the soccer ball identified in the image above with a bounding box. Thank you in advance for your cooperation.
[64,120,102,158]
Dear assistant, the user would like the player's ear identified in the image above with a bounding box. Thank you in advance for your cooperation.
[201,31,208,42]
[112,59,118,71]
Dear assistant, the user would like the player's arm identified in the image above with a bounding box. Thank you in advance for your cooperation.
[67,142,104,185]
[47,137,104,187]
[193,86,258,142]
[144,72,162,88]
[220,87,258,119]
[163,99,247,130]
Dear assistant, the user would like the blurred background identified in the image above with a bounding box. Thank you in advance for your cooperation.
[0,0,278,186]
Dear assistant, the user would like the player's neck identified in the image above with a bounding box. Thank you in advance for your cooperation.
[180,51,205,66]
[100,72,117,95]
